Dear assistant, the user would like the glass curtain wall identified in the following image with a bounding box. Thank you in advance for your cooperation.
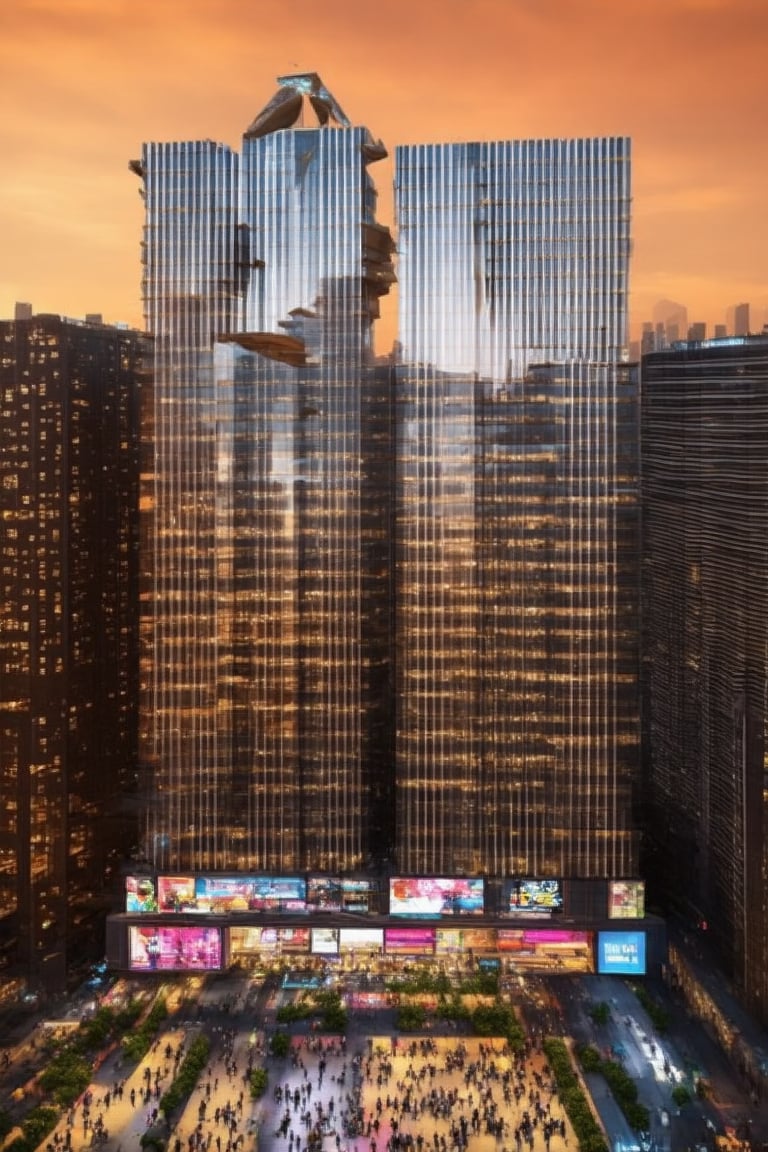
[394,136,638,877]
[138,78,393,873]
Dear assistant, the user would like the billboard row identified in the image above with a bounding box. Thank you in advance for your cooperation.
[126,874,647,922]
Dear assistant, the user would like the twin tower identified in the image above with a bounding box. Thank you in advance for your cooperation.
[134,73,637,884]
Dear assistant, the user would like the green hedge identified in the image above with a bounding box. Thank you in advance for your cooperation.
[122,996,169,1064]
[269,1031,291,1058]
[629,983,669,1034]
[543,1039,608,1152]
[159,1033,210,1118]
[386,971,499,998]
[395,1004,426,1031]
[276,1002,313,1023]
[249,1068,268,1099]
[671,1084,691,1106]
[577,1045,650,1133]
[471,1002,525,1053]
[6,1106,61,1152]
[435,996,470,1022]
[39,1049,93,1107]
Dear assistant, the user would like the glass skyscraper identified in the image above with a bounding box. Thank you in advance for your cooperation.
[135,75,394,873]
[135,78,639,884]
[395,138,639,877]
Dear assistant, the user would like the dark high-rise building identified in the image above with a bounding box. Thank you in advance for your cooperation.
[642,335,768,1025]
[129,76,640,898]
[134,74,395,874]
[394,138,639,877]
[729,301,750,337]
[0,310,144,994]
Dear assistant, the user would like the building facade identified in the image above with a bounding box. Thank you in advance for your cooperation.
[394,137,639,877]
[0,311,143,994]
[133,77,640,895]
[135,74,395,875]
[642,336,768,1026]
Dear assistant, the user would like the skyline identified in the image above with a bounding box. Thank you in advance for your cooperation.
[1,0,767,348]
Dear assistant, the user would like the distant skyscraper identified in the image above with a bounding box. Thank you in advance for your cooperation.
[0,310,143,993]
[134,74,395,873]
[687,321,706,341]
[732,302,750,336]
[653,298,688,347]
[394,137,639,877]
[642,335,768,1026]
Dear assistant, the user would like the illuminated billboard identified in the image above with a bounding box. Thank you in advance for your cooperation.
[311,927,339,955]
[195,875,306,912]
[384,928,436,954]
[229,926,310,955]
[156,876,196,912]
[129,926,221,971]
[152,874,307,913]
[338,928,384,953]
[503,879,563,916]
[434,929,462,954]
[608,881,645,919]
[389,877,484,916]
[434,928,497,954]
[497,929,594,972]
[597,931,646,975]
[307,877,373,913]
[125,876,159,913]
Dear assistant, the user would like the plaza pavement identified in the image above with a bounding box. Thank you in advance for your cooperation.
[32,990,579,1152]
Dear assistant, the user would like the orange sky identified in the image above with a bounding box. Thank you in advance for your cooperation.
[1,0,767,349]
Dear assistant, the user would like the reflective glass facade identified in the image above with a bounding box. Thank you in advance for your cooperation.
[394,138,639,877]
[138,85,640,887]
[137,75,394,873]
[642,337,768,1026]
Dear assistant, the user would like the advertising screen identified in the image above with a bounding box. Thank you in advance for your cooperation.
[156,876,196,912]
[497,928,594,972]
[311,927,340,955]
[338,928,384,953]
[503,879,563,916]
[389,877,484,916]
[477,957,501,972]
[125,876,159,913]
[307,877,372,913]
[597,931,647,975]
[434,929,463,954]
[129,926,221,971]
[608,881,646,919]
[193,875,306,913]
[339,879,373,913]
[384,928,436,954]
[462,928,498,952]
[229,926,310,955]
[435,928,497,954]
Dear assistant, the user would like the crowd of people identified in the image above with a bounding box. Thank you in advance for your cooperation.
[256,1031,574,1152]
[33,988,575,1152]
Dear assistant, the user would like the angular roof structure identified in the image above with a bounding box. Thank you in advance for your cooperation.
[244,72,352,139]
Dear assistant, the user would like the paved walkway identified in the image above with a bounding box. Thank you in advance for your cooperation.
[255,1033,576,1152]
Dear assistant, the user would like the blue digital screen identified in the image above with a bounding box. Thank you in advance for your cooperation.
[597,931,646,975]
